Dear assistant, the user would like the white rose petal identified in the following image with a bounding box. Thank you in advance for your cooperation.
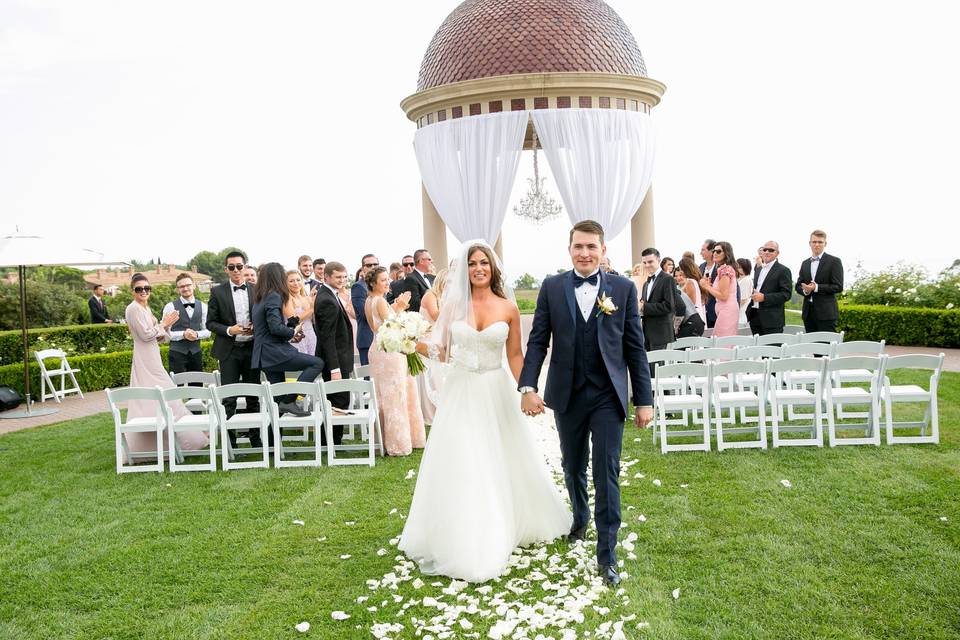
[339,554,352,560]
[652,479,662,487]
[780,479,792,488]
[637,514,647,522]
[680,483,689,489]
[323,501,332,505]
[672,588,680,600]
[345,521,356,526]
[377,548,387,556]
[389,508,398,515]
[316,536,326,542]
[292,519,305,526]
[331,611,351,621]
[405,469,416,480]
[940,516,948,522]
[295,621,310,633]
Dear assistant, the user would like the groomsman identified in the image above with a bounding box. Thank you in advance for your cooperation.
[352,254,378,365]
[207,251,260,447]
[311,259,326,290]
[402,249,435,312]
[88,285,111,323]
[639,248,677,353]
[242,265,258,285]
[698,238,718,328]
[796,229,844,332]
[745,241,793,335]
[163,273,210,374]
[298,255,320,291]
[315,261,355,445]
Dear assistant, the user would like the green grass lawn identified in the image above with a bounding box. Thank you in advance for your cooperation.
[1,371,958,639]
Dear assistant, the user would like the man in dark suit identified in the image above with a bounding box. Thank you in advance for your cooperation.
[314,261,355,445]
[796,229,844,332]
[697,238,718,328]
[386,262,405,303]
[351,253,379,365]
[402,249,436,312]
[206,250,261,447]
[639,248,677,353]
[746,241,794,335]
[88,285,111,323]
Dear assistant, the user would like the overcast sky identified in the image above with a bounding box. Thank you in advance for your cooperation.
[2,0,958,283]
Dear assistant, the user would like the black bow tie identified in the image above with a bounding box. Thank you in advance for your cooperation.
[646,274,656,283]
[183,302,195,308]
[811,256,821,262]
[233,284,246,292]
[573,273,598,288]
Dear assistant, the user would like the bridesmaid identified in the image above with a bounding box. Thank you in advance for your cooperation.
[283,270,317,356]
[417,268,448,422]
[124,273,208,463]
[700,241,741,338]
[419,267,448,323]
[364,266,425,456]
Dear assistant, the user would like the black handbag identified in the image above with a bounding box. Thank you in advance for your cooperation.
[0,386,23,411]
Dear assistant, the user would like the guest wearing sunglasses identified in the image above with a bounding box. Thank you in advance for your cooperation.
[352,253,379,366]
[402,249,436,313]
[746,241,793,335]
[123,273,208,463]
[699,241,741,338]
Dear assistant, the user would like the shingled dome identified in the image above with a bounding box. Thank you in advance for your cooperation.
[417,0,648,92]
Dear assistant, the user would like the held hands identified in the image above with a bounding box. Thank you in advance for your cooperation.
[521,391,545,417]
[634,406,653,429]
[800,281,816,295]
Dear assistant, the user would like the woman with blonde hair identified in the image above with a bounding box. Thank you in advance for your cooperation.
[420,267,449,323]
[282,270,316,355]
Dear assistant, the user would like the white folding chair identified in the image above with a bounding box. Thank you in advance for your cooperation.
[668,336,714,350]
[824,356,885,447]
[831,341,885,419]
[782,325,805,335]
[686,347,735,423]
[737,326,754,336]
[169,370,221,414]
[35,348,83,403]
[654,362,711,453]
[733,345,783,424]
[756,333,800,346]
[801,331,844,344]
[344,364,374,441]
[702,327,715,338]
[646,349,690,433]
[321,378,383,466]
[711,360,768,451]
[781,342,833,420]
[881,354,944,445]
[160,386,218,471]
[210,383,271,469]
[768,357,826,448]
[268,381,324,467]
[714,335,756,348]
[106,386,166,474]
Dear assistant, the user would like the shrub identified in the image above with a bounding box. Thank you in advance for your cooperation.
[837,305,960,347]
[0,324,135,365]
[0,281,89,330]
[845,261,960,309]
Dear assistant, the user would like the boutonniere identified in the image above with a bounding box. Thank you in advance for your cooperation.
[596,292,618,317]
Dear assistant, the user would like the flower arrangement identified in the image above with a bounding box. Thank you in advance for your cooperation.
[374,311,432,376]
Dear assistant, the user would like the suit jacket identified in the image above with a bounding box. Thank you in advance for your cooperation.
[387,279,405,304]
[250,291,299,369]
[519,270,652,418]
[402,271,435,313]
[314,285,355,378]
[746,261,793,330]
[796,253,843,322]
[88,296,109,323]
[640,271,677,348]
[206,281,256,361]
[351,281,373,349]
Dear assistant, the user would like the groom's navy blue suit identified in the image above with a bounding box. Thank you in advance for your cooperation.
[520,269,652,567]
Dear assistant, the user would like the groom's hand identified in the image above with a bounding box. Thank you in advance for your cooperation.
[634,406,653,429]
[521,392,545,417]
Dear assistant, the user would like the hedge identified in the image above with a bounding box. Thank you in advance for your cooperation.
[0,324,134,365]
[0,342,217,398]
[837,305,960,347]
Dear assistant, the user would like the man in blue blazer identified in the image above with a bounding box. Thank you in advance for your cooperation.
[352,253,379,366]
[519,220,653,587]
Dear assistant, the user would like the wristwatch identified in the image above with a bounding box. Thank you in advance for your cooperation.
[518,386,536,395]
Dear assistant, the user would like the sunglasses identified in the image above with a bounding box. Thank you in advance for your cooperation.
[133,286,152,294]
[402,262,415,267]
[363,262,379,268]
[712,248,724,254]
[225,264,246,271]
[759,248,777,253]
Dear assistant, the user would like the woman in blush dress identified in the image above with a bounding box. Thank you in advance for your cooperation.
[736,258,754,329]
[700,241,741,338]
[364,266,425,456]
[283,270,316,356]
[418,268,449,421]
[124,273,209,463]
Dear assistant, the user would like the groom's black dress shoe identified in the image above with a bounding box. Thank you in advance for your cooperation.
[566,526,587,543]
[599,564,621,587]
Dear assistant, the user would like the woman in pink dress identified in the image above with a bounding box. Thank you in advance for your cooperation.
[364,266,426,456]
[123,273,209,463]
[700,241,741,338]
[283,270,316,356]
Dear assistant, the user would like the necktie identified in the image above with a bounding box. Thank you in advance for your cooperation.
[233,284,246,292]
[573,273,598,288]
[183,302,195,309]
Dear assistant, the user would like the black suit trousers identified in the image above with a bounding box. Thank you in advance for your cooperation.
[749,316,784,336]
[803,315,836,333]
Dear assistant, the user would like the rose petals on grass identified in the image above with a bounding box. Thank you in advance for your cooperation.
[637,514,647,522]
[331,611,351,620]
[292,519,305,526]
[294,621,310,633]
[339,554,352,560]
[405,469,416,480]
[780,479,793,488]
[672,587,681,600]
[940,516,948,522]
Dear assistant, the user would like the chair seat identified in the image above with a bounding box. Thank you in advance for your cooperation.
[120,416,165,432]
[830,387,872,401]
[46,366,80,375]
[784,372,819,384]
[771,389,815,402]
[659,394,705,410]
[882,385,930,402]
[690,375,728,386]
[740,373,767,385]
[716,391,759,404]
[329,408,376,425]
[223,414,266,428]
[835,369,872,382]
[171,414,214,429]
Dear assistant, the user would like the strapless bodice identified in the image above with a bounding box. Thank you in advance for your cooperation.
[449,321,508,373]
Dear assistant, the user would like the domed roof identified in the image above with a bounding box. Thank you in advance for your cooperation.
[417,0,647,92]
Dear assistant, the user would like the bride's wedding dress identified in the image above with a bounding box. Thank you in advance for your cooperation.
[399,320,571,583]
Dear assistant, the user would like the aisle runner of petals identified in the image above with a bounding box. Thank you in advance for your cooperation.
[351,410,650,639]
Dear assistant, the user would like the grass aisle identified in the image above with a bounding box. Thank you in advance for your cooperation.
[1,372,959,639]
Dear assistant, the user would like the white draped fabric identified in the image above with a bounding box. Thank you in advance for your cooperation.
[413,110,528,246]
[530,109,655,240]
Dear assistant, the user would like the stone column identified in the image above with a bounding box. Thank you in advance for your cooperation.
[494,234,503,261]
[631,186,655,265]
[421,184,448,268]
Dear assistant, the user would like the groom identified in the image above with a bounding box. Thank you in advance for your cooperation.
[519,220,653,587]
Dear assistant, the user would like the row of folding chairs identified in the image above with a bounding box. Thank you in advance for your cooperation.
[650,352,944,454]
[669,330,844,351]
[106,376,384,474]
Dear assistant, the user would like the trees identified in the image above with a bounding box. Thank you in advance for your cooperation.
[187,247,247,283]
[513,273,540,290]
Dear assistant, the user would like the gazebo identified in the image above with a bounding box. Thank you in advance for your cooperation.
[401,0,666,267]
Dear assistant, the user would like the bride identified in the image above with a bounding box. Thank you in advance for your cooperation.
[399,240,571,583]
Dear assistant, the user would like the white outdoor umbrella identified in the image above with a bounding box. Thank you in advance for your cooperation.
[0,232,128,418]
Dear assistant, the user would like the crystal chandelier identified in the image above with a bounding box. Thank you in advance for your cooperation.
[513,128,562,224]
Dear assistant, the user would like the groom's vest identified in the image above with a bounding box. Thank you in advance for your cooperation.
[573,305,610,390]
[169,299,204,355]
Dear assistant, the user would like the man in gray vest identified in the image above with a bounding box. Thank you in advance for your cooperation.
[163,273,210,374]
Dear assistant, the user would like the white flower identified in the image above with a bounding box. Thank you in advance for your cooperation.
[330,611,351,621]
[405,469,416,480]
[295,621,310,633]
[940,516,948,522]
[780,479,792,488]
[292,519,304,526]
[895,287,902,293]
[885,286,894,293]
[652,479,662,487]
[339,554,352,560]
[672,587,681,600]
[376,548,387,556]
[947,303,955,310]
[595,292,618,317]
[637,514,647,522]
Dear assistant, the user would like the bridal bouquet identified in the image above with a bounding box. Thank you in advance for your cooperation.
[375,311,432,376]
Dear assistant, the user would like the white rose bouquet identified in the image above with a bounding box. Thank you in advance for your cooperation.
[375,311,432,376]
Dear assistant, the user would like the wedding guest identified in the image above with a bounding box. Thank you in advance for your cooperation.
[312,258,326,289]
[207,251,260,448]
[242,265,258,285]
[675,258,706,337]
[401,255,415,277]
[283,270,316,356]
[660,257,675,275]
[796,229,844,332]
[700,241,740,338]
[736,258,754,328]
[698,238,718,328]
[403,249,435,312]
[352,254,379,366]
[124,273,208,462]
[386,262,404,303]
[682,250,695,262]
[364,266,425,455]
[639,248,676,352]
[162,273,210,374]
[600,256,613,273]
[420,267,449,323]
[314,262,356,445]
[747,241,793,335]
[298,254,319,291]
[88,285,111,324]
[251,262,321,417]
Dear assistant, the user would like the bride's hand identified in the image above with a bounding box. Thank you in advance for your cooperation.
[521,391,545,417]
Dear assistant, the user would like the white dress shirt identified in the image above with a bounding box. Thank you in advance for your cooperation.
[415,269,431,289]
[753,259,776,309]
[809,255,822,293]
[230,284,253,342]
[162,297,211,341]
[644,268,662,302]
[575,269,600,321]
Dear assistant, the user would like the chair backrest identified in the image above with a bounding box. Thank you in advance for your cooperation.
[883,353,945,373]
[735,345,782,361]
[269,380,323,401]
[782,342,833,358]
[802,330,844,344]
[646,349,689,365]
[737,327,754,336]
[655,362,710,391]
[211,382,265,400]
[106,385,165,405]
[169,370,221,386]
[715,335,756,348]
[686,347,734,363]
[702,328,715,338]
[756,333,800,346]
[322,378,375,396]
[782,325,805,335]
[833,340,884,357]
[353,364,373,379]
[669,336,714,350]
[767,356,826,375]
[160,385,215,404]
[34,348,67,364]
[712,359,767,378]
[826,355,883,375]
